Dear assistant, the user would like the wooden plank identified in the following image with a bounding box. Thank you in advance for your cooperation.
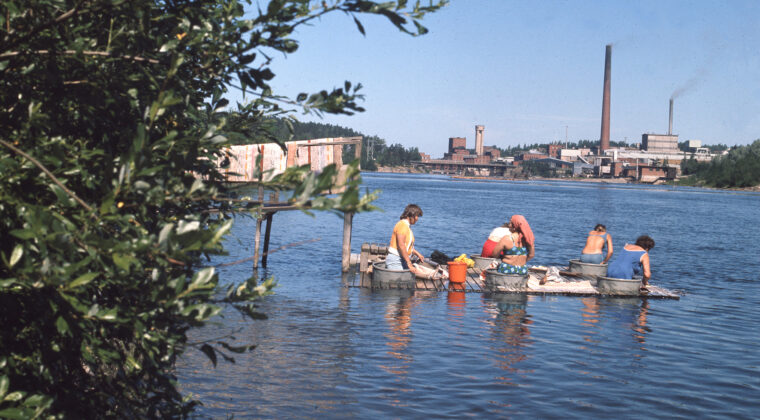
[203,204,301,214]
[355,139,362,164]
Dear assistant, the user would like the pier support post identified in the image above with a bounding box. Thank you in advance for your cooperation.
[262,212,274,268]
[341,212,354,272]
[253,217,263,269]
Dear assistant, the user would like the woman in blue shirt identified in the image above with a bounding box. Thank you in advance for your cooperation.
[606,235,655,288]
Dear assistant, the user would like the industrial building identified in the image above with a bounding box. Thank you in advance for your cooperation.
[415,125,518,176]
[413,44,716,183]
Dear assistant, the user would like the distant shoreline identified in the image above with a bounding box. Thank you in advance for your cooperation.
[367,166,760,192]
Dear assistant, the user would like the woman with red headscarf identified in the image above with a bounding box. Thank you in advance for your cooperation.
[493,215,535,275]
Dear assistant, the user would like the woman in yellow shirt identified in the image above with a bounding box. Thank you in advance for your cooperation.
[386,204,425,274]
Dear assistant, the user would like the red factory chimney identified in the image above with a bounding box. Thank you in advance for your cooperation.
[599,44,612,153]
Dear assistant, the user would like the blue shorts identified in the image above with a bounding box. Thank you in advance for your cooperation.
[385,253,409,270]
[580,253,604,264]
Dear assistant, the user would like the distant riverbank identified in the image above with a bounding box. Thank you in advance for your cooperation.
[368,166,760,191]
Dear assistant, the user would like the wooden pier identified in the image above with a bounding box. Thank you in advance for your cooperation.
[345,249,680,299]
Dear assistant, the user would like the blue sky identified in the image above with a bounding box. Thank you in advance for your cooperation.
[233,1,760,157]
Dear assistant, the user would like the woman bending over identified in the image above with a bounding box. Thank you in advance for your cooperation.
[580,224,613,264]
[606,235,655,288]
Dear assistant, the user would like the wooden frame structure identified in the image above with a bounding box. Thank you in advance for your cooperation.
[219,137,362,271]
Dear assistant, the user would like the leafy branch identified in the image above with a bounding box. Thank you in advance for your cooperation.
[0,138,95,215]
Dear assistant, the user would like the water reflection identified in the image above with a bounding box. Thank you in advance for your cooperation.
[482,293,532,385]
[381,290,415,379]
[580,297,601,346]
[633,299,650,344]
[579,297,651,353]
[446,290,467,318]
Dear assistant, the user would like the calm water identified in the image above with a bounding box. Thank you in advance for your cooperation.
[178,173,760,419]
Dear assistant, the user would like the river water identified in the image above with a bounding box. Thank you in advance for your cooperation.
[178,173,759,418]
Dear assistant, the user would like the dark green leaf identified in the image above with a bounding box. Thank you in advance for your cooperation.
[353,16,366,35]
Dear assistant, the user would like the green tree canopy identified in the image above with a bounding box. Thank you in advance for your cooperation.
[679,140,760,188]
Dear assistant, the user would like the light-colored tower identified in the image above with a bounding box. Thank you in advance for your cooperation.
[475,125,484,156]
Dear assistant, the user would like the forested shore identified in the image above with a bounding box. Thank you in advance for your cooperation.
[679,140,760,188]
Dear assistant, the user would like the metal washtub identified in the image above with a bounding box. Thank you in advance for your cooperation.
[568,259,608,286]
[484,269,529,292]
[472,255,497,271]
[372,261,416,289]
[595,276,642,296]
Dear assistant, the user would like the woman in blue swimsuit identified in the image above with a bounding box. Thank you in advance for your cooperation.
[493,215,535,276]
[606,235,655,287]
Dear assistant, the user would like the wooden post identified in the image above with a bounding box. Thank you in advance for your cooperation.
[253,217,263,269]
[341,211,353,272]
[359,242,370,273]
[253,171,265,269]
[355,137,362,170]
[262,212,274,268]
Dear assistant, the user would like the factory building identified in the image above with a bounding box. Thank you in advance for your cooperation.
[642,134,679,152]
[448,137,466,153]
[410,46,716,184]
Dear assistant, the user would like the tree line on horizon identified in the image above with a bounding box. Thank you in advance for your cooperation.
[228,118,421,170]
[680,139,760,188]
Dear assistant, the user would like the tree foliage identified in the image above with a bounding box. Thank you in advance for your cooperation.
[229,118,420,170]
[680,140,760,188]
[678,141,729,153]
[0,0,445,417]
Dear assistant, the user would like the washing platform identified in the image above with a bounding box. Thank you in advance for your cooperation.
[347,266,680,299]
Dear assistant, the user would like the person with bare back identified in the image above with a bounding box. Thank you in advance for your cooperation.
[580,224,613,264]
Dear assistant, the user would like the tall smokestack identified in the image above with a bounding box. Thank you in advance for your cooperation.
[668,98,673,135]
[475,125,484,156]
[599,44,612,153]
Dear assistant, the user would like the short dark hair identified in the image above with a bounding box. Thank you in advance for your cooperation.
[635,235,655,251]
[400,204,423,220]
[594,224,606,232]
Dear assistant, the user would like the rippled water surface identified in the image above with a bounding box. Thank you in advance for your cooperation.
[178,173,760,418]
